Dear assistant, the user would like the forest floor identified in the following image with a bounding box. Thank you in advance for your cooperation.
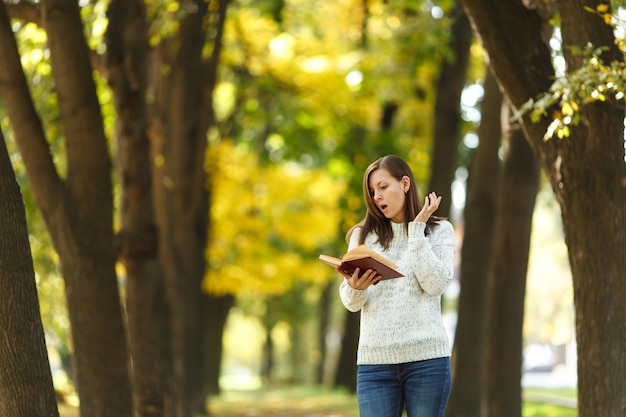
[207,385,360,417]
[57,385,578,417]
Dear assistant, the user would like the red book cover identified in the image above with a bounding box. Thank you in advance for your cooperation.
[319,245,404,281]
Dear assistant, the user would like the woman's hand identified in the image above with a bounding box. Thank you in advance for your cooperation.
[339,267,381,290]
[414,191,442,223]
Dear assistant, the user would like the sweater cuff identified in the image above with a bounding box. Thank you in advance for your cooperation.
[408,221,426,239]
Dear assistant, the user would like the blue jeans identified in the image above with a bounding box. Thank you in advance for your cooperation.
[356,357,451,417]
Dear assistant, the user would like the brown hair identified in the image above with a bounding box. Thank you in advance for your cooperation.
[348,155,440,249]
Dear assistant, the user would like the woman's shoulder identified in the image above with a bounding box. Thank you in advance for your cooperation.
[430,219,455,240]
[346,223,363,244]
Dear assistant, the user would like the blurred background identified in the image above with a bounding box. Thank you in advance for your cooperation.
[4,0,621,416]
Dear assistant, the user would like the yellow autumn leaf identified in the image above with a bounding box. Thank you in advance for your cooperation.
[561,102,572,116]
[561,102,576,116]
[596,4,609,13]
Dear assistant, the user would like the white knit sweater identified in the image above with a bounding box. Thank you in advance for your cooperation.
[339,220,455,365]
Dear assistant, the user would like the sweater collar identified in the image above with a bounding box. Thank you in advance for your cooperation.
[390,220,407,234]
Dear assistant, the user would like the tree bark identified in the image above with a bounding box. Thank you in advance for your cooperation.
[0,128,60,417]
[316,282,333,384]
[0,1,133,416]
[459,1,626,415]
[553,3,626,415]
[333,311,359,392]
[428,2,473,217]
[105,1,173,416]
[483,116,540,417]
[445,68,502,417]
[149,0,228,414]
[203,294,235,397]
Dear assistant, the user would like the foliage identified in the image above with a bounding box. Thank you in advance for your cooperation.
[204,139,346,296]
[514,4,626,140]
[205,0,452,301]
[217,0,450,166]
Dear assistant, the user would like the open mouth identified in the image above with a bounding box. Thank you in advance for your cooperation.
[380,204,388,212]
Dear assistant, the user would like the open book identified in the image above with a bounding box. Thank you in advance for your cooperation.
[318,245,404,281]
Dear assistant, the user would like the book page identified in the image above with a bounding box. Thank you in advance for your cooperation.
[342,245,398,269]
[318,254,342,268]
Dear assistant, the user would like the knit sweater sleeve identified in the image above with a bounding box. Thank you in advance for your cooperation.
[407,220,455,296]
[339,228,368,312]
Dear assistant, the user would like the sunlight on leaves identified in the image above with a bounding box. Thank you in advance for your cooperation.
[204,140,346,296]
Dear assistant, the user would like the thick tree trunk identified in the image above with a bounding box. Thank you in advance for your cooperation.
[0,1,133,416]
[428,2,473,217]
[152,54,209,417]
[459,1,626,415]
[553,3,626,415]
[445,69,502,417]
[483,118,540,417]
[105,1,173,416]
[0,129,60,417]
[150,0,227,413]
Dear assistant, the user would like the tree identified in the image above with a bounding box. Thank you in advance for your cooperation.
[204,140,346,384]
[0,127,60,417]
[459,0,626,415]
[147,0,228,410]
[0,2,133,417]
[482,114,540,417]
[428,2,473,217]
[105,1,172,415]
[445,69,502,417]
[4,1,230,415]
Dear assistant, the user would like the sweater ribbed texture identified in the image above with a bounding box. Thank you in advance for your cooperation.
[339,220,455,365]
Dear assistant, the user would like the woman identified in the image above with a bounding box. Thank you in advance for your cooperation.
[338,155,455,417]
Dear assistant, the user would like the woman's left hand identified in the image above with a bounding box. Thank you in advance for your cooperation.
[414,191,441,223]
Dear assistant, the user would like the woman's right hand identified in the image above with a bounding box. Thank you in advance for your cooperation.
[340,267,381,290]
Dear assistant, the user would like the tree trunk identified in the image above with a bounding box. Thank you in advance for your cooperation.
[261,322,275,383]
[333,311,359,392]
[483,117,540,417]
[459,1,626,416]
[445,68,502,417]
[150,0,227,413]
[428,2,473,217]
[316,282,333,384]
[0,128,60,417]
[0,1,133,416]
[553,3,626,415]
[203,294,235,397]
[105,1,173,416]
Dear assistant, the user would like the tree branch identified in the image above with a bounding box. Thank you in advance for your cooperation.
[0,1,63,214]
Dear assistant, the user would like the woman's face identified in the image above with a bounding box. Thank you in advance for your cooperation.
[368,168,409,223]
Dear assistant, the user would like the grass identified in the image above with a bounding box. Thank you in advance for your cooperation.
[206,385,579,417]
[56,385,578,417]
[523,387,577,417]
[522,403,577,417]
[207,385,360,417]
